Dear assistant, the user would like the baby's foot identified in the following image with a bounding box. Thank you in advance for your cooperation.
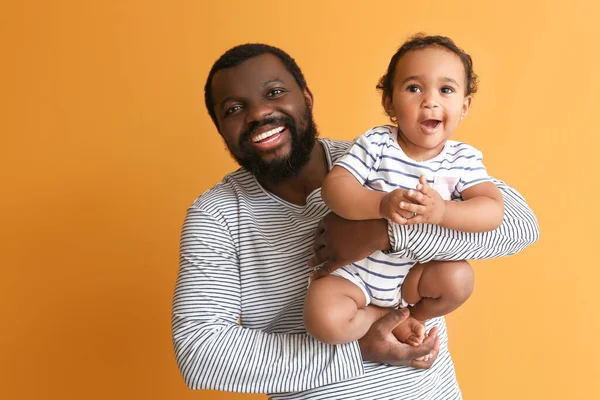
[392,315,426,346]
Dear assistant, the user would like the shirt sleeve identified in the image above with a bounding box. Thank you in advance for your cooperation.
[454,145,492,196]
[334,127,389,186]
[172,207,364,393]
[387,179,540,261]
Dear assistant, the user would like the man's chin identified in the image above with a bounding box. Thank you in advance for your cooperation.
[256,143,293,163]
[241,155,304,185]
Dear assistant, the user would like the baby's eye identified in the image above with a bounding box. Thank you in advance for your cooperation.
[441,87,454,94]
[407,85,421,93]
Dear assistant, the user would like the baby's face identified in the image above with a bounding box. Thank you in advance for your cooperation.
[385,47,472,157]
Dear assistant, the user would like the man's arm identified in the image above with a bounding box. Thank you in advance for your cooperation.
[172,207,365,393]
[309,180,539,271]
[388,180,539,262]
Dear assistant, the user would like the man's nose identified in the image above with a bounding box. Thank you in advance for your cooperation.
[245,101,274,125]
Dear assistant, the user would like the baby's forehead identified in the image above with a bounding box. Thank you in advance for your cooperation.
[394,48,467,84]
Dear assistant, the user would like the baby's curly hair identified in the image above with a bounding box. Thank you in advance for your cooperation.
[377,34,479,104]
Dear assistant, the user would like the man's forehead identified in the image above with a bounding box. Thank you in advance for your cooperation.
[212,54,294,96]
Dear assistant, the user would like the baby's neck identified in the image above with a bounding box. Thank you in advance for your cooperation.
[395,132,446,162]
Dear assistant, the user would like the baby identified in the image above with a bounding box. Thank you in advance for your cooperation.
[304,34,504,352]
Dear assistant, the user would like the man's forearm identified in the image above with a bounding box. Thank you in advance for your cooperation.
[387,181,539,262]
[172,317,364,393]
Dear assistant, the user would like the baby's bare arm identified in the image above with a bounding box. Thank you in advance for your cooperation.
[442,182,504,232]
[321,166,384,220]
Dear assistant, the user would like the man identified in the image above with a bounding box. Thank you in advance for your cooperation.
[172,43,539,399]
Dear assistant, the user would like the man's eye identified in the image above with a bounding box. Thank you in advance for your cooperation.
[407,85,421,93]
[441,87,454,94]
[224,105,242,116]
[267,88,284,97]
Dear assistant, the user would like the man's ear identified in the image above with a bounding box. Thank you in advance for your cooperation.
[303,87,314,110]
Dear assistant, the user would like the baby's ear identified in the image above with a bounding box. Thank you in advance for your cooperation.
[382,95,394,118]
[461,95,473,120]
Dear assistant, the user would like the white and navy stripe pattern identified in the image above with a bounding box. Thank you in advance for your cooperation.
[336,125,491,198]
[332,125,494,307]
[172,138,539,399]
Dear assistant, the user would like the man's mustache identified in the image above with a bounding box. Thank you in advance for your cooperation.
[239,114,295,147]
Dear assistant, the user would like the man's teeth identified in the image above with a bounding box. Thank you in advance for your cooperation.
[252,126,285,143]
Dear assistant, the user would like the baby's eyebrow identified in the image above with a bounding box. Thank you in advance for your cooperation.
[399,75,421,86]
[441,77,461,87]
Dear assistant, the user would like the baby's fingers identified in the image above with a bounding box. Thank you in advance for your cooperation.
[416,175,433,196]
[400,201,427,215]
[390,212,407,225]
[407,190,428,205]
[405,215,425,225]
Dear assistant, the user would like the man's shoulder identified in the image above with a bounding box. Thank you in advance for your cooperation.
[318,137,351,164]
[190,168,254,214]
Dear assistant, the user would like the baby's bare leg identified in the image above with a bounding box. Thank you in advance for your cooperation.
[304,275,383,344]
[402,260,474,322]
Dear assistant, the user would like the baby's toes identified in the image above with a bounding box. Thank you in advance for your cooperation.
[415,353,433,362]
[415,324,426,338]
[408,333,424,346]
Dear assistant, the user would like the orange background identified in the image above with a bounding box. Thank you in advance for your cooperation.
[1,1,599,399]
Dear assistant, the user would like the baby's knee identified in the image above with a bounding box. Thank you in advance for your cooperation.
[303,279,347,344]
[444,261,474,301]
[303,304,346,344]
[304,281,324,327]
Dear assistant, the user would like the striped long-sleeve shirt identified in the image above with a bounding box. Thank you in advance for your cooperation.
[172,138,539,399]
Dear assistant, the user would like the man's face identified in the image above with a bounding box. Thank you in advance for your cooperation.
[210,54,317,184]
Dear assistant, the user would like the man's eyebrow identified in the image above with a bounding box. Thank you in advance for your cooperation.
[217,79,287,110]
[263,78,284,87]
[219,96,235,110]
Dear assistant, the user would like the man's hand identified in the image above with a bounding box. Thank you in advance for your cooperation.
[359,308,439,368]
[398,175,447,225]
[308,213,389,279]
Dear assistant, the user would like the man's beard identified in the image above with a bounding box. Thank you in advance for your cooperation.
[229,107,318,185]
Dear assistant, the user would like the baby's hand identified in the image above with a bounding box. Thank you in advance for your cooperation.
[398,175,447,225]
[379,188,419,224]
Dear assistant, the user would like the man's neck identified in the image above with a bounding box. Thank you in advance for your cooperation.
[260,141,328,206]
